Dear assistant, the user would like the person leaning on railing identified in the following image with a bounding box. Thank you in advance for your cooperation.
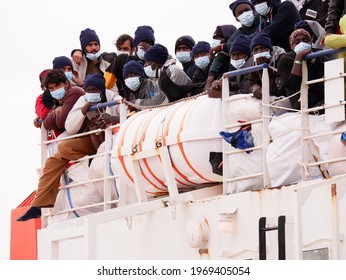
[277,28,328,110]
[248,32,286,99]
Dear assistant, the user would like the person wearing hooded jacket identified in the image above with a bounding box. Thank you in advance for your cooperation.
[277,28,327,109]
[205,0,260,90]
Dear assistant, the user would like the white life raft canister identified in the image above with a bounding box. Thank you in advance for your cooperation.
[111,95,223,197]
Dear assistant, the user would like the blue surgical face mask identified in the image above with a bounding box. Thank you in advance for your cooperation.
[50,86,66,100]
[137,47,146,60]
[125,76,141,91]
[211,39,222,48]
[65,71,73,81]
[85,93,101,103]
[253,51,271,63]
[230,58,247,69]
[86,51,101,61]
[294,42,312,54]
[144,64,157,78]
[255,2,270,16]
[195,56,210,70]
[176,51,191,63]
[237,11,255,27]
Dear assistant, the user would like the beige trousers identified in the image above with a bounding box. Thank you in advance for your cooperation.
[32,136,96,207]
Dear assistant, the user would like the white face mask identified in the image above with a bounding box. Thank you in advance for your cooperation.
[144,64,157,78]
[137,47,146,60]
[50,86,66,100]
[255,2,270,16]
[176,51,191,63]
[294,42,312,54]
[85,93,101,103]
[194,56,210,70]
[230,58,247,69]
[64,71,73,81]
[237,11,255,27]
[116,50,131,56]
[86,51,101,61]
[211,39,222,48]
[253,51,271,64]
[125,76,141,91]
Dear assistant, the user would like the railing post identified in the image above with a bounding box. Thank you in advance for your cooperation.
[300,61,309,181]
[222,75,230,195]
[261,66,271,188]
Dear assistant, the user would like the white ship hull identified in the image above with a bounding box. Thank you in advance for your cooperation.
[38,174,346,260]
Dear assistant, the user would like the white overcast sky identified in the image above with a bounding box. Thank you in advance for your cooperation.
[0,0,240,260]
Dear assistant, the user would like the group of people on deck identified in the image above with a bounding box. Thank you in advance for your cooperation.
[17,0,346,222]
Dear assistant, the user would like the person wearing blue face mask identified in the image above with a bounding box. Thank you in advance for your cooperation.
[40,69,85,138]
[248,32,287,99]
[133,25,156,62]
[123,60,162,108]
[277,28,327,109]
[72,28,111,83]
[16,69,86,222]
[205,0,260,90]
[65,73,122,139]
[52,56,83,87]
[143,43,192,102]
[191,41,213,84]
[208,34,253,98]
[16,73,122,222]
[174,35,197,79]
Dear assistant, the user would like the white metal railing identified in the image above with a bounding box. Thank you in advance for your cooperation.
[221,47,346,194]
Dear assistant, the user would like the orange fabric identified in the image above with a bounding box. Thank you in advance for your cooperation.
[104,71,117,90]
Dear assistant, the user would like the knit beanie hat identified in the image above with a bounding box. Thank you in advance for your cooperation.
[250,32,273,51]
[83,73,106,94]
[229,0,254,17]
[80,28,100,51]
[289,28,312,49]
[251,0,270,5]
[175,35,195,53]
[213,25,237,43]
[52,56,74,71]
[191,41,211,58]
[230,35,251,56]
[294,20,314,37]
[122,60,145,78]
[133,25,155,48]
[143,44,169,64]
